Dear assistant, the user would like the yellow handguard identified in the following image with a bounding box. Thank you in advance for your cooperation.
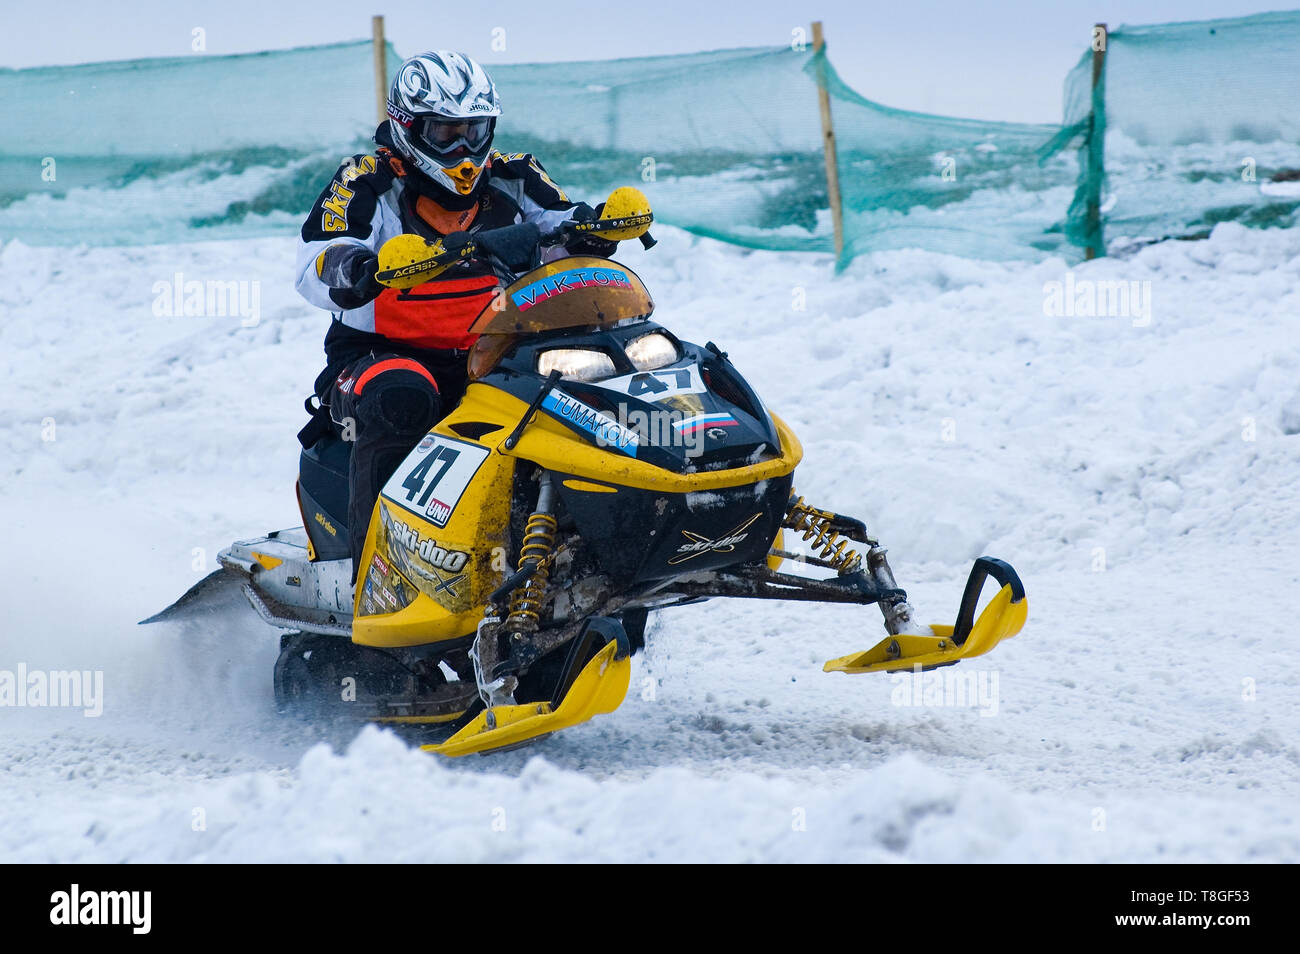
[593,186,653,241]
[375,234,470,289]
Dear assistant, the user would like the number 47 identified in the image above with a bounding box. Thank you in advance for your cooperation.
[403,445,460,506]
[628,368,690,396]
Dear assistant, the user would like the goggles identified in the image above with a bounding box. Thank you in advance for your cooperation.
[414,115,494,159]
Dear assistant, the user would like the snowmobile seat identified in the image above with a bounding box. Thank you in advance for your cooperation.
[298,434,352,561]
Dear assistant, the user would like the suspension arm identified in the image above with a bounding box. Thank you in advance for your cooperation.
[653,565,906,606]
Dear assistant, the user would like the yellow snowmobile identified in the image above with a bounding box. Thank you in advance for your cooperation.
[146,189,1027,757]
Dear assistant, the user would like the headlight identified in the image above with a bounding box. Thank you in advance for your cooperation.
[625,332,678,371]
[537,348,617,382]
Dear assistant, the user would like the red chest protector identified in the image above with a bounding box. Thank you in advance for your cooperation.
[373,276,499,350]
[372,162,501,350]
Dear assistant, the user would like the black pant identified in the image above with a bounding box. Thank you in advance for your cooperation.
[325,353,465,578]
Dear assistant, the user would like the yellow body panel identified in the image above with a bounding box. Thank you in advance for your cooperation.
[349,381,800,650]
[766,528,785,571]
[562,479,618,493]
[351,427,515,648]
[457,382,802,492]
[250,551,283,570]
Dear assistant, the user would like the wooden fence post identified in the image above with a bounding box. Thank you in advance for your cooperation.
[1084,22,1107,260]
[812,21,845,263]
[373,15,388,126]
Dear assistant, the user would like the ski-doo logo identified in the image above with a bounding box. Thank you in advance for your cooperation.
[50,884,151,934]
[383,512,470,573]
[377,504,469,604]
[668,513,762,564]
[510,267,631,312]
[542,391,640,457]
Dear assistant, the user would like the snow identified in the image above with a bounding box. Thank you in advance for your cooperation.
[2,221,1299,862]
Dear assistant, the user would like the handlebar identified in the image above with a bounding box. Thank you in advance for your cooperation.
[375,207,655,289]
[474,221,544,272]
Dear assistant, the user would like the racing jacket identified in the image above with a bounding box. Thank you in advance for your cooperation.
[295,122,588,375]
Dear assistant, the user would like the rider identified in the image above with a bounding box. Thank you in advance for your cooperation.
[294,50,613,575]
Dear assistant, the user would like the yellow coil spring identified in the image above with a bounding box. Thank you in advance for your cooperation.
[507,511,558,628]
[782,496,862,575]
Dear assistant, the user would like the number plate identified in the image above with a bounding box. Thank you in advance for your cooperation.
[380,433,490,527]
[595,364,706,400]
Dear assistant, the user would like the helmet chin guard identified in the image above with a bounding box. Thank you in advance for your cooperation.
[441,157,488,196]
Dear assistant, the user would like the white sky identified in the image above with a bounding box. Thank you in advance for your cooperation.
[0,0,1286,123]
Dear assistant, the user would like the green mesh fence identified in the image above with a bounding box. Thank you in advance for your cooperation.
[0,40,401,243]
[12,22,1296,262]
[1042,11,1300,255]
[0,37,1077,261]
[491,46,1072,263]
[809,49,1070,262]
[487,47,837,252]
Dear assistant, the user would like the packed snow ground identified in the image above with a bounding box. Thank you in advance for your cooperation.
[2,222,1299,862]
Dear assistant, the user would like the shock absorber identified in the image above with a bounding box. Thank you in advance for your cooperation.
[782,496,863,575]
[782,494,916,635]
[505,475,558,633]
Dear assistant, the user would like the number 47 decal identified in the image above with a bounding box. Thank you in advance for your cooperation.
[402,445,460,508]
[627,369,691,396]
[381,434,489,527]
[602,365,705,398]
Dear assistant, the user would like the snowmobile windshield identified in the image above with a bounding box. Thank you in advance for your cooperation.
[468,256,654,336]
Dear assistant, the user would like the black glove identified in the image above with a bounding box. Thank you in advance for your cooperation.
[441,230,476,255]
[473,222,542,271]
[565,202,618,258]
[318,245,383,307]
[345,251,383,300]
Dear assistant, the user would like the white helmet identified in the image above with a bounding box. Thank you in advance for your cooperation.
[386,51,502,200]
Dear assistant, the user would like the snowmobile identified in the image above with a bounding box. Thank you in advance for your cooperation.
[145,188,1028,757]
